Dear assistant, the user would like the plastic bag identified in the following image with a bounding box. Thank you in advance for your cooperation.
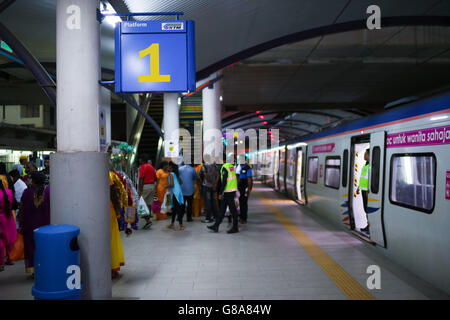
[9,233,24,262]
[152,197,161,214]
[160,191,172,214]
[137,196,150,217]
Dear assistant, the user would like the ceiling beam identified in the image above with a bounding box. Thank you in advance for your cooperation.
[197,15,450,81]
[222,110,286,127]
[0,22,56,104]
[224,103,383,113]
[0,0,15,14]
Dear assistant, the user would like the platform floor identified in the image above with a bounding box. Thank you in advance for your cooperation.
[1,184,449,300]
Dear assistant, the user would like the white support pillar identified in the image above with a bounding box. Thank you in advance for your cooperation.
[202,73,223,163]
[53,0,111,300]
[163,92,179,158]
[101,87,111,149]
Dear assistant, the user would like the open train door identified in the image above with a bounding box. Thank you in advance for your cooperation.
[295,146,307,204]
[367,131,386,247]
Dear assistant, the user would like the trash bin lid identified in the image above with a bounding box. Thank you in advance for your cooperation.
[34,224,80,235]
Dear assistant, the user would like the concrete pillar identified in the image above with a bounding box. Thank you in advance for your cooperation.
[101,87,111,149]
[163,92,179,158]
[53,0,111,299]
[202,73,222,162]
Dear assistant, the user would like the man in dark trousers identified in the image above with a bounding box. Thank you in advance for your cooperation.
[207,155,239,234]
[138,153,157,229]
[357,149,370,234]
[236,159,253,224]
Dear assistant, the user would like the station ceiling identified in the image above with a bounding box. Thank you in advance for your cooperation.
[1,0,450,142]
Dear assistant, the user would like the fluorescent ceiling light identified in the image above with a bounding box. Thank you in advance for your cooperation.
[430,115,448,121]
[101,2,122,27]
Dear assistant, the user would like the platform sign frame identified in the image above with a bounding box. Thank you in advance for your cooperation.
[115,20,196,93]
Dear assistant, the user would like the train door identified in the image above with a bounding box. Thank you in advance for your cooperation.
[295,147,307,204]
[274,149,280,190]
[265,150,273,186]
[341,144,351,229]
[350,137,370,237]
[279,147,287,193]
[367,131,386,247]
[349,133,386,247]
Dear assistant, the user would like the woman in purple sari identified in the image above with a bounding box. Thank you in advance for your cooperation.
[18,172,50,275]
[0,178,16,272]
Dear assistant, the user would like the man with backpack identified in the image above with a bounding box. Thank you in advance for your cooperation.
[200,154,218,223]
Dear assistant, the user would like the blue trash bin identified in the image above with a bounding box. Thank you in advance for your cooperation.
[32,224,82,300]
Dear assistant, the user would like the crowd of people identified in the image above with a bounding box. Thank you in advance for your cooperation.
[0,156,50,275]
[0,152,254,279]
[137,153,253,235]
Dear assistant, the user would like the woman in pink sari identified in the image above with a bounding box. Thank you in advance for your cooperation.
[0,178,17,272]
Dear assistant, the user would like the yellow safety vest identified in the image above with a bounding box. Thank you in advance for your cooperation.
[221,163,237,193]
[360,163,370,191]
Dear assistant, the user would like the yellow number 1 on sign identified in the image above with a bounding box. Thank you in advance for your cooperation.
[138,43,171,83]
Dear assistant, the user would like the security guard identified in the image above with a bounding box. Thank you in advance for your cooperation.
[357,149,370,233]
[237,160,253,224]
[207,155,239,234]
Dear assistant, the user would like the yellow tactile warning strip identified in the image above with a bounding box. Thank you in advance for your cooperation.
[255,191,375,300]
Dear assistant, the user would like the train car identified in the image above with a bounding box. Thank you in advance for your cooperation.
[257,92,450,295]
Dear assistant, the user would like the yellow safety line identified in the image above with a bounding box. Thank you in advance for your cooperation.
[255,192,375,300]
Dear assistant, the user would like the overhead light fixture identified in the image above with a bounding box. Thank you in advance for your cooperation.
[258,115,264,119]
[262,121,268,125]
[219,96,223,102]
[430,115,448,121]
[178,97,181,106]
[101,2,122,27]
[256,110,262,114]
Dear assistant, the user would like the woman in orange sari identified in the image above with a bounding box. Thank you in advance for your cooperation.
[155,161,170,220]
[193,163,204,217]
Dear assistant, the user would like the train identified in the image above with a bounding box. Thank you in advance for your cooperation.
[252,92,450,295]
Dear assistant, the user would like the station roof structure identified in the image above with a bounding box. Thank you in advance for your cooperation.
[1,0,450,142]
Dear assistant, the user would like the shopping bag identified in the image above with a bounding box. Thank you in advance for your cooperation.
[9,233,24,262]
[124,206,136,224]
[152,197,161,214]
[137,196,150,217]
[160,191,172,214]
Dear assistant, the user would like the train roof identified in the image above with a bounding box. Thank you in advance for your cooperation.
[285,92,450,145]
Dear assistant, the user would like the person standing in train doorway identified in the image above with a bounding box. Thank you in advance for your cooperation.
[357,149,370,233]
[207,154,239,234]
[236,157,253,224]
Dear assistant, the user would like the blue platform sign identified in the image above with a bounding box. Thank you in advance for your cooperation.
[115,20,196,93]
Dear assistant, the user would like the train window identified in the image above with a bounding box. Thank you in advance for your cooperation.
[371,147,381,194]
[389,153,436,213]
[325,157,340,189]
[342,149,348,187]
[307,157,318,183]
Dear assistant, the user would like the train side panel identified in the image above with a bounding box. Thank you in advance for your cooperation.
[380,117,450,294]
[304,136,349,227]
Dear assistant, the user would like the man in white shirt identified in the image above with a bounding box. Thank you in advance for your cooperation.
[9,169,27,228]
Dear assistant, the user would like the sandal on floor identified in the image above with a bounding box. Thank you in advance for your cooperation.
[167,224,175,229]
[178,225,185,230]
